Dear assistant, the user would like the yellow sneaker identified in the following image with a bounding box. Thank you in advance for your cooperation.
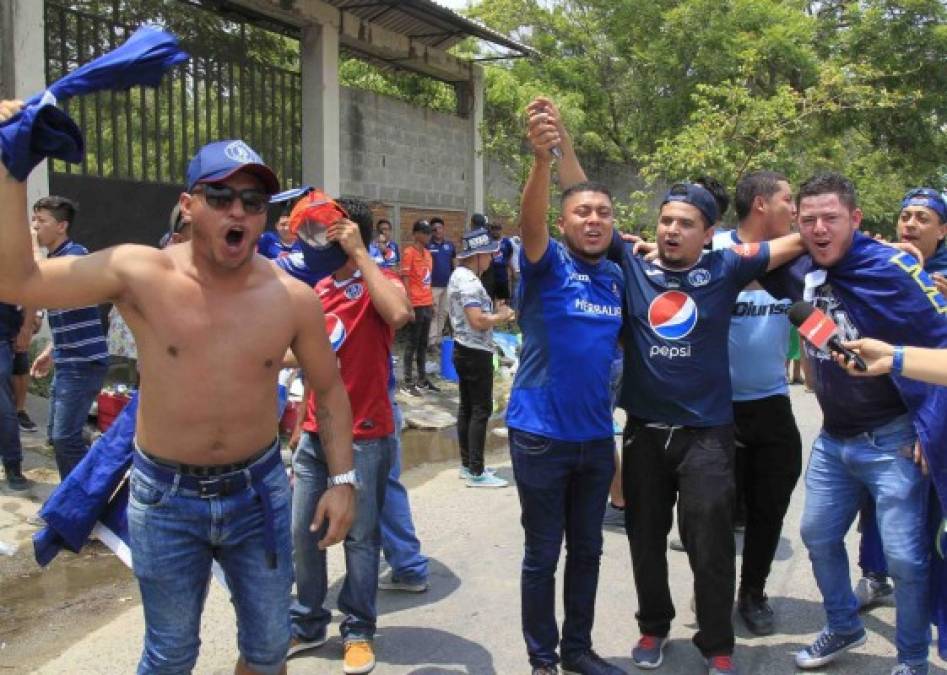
[343,640,375,674]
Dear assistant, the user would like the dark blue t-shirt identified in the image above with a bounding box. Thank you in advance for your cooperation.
[617,241,771,427]
[427,239,456,288]
[0,303,23,343]
[507,240,623,441]
[490,237,514,290]
[763,256,908,437]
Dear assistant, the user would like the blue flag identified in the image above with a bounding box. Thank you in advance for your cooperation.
[0,25,188,180]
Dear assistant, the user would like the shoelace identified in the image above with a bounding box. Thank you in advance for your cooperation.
[811,630,835,653]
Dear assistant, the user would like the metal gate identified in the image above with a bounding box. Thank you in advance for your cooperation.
[44,0,303,250]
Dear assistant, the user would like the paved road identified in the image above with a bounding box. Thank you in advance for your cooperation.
[5,388,947,673]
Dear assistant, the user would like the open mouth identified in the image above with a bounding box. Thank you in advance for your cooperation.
[225,227,246,248]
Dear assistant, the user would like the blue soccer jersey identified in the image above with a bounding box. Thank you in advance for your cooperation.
[507,239,623,441]
[617,240,771,427]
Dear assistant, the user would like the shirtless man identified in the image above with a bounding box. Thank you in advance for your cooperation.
[0,99,356,675]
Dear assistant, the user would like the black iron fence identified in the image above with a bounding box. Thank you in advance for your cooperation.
[44,0,303,187]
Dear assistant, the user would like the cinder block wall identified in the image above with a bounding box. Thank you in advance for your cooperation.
[340,86,472,248]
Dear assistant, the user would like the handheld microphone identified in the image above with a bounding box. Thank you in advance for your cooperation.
[788,301,868,372]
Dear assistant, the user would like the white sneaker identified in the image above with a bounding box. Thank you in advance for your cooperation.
[458,466,497,479]
[466,472,508,488]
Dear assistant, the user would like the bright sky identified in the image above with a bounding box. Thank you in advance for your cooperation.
[435,0,474,11]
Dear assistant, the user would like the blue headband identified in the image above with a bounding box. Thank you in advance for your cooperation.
[661,183,719,227]
[901,188,947,224]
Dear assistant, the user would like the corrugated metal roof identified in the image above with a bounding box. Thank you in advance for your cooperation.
[324,0,535,57]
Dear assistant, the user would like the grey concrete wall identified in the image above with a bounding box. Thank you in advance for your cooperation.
[339,86,470,211]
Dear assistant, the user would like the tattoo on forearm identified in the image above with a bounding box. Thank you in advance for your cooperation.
[316,403,334,450]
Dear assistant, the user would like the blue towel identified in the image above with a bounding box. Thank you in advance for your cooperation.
[0,25,188,180]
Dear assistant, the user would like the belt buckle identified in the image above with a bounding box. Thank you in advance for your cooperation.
[198,477,227,498]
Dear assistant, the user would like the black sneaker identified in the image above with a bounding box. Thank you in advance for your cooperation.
[669,537,685,552]
[738,588,775,636]
[17,410,37,433]
[561,650,626,675]
[419,379,441,392]
[4,464,29,492]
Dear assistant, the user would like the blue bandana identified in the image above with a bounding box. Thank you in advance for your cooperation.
[901,188,947,225]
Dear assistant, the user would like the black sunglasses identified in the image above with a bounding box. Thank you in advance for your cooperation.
[194,183,268,215]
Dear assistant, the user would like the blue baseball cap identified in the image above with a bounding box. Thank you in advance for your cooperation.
[901,187,947,224]
[661,182,719,227]
[186,140,280,195]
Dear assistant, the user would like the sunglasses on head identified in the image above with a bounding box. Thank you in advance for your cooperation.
[194,183,268,214]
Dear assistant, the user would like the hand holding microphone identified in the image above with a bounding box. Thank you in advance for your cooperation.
[788,301,868,372]
[526,97,564,161]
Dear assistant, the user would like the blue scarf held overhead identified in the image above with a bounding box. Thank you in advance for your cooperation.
[0,25,188,181]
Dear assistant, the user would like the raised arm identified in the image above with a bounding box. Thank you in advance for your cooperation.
[0,99,136,309]
[765,232,806,272]
[289,284,355,548]
[328,219,411,329]
[520,102,560,264]
[525,97,588,189]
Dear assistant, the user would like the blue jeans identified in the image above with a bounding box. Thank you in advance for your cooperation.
[381,398,428,582]
[0,342,23,467]
[291,432,391,641]
[127,443,293,675]
[510,428,615,667]
[801,414,931,666]
[48,361,107,478]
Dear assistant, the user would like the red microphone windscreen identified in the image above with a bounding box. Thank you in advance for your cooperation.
[796,307,837,350]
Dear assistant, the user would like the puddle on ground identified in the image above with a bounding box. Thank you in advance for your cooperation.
[0,414,510,669]
[0,546,137,669]
[401,417,509,471]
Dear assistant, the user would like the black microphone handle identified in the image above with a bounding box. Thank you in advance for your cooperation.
[827,335,868,372]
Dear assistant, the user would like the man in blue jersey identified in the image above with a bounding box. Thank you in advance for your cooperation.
[760,174,938,675]
[511,99,625,675]
[612,186,804,675]
[28,196,110,479]
[710,171,802,636]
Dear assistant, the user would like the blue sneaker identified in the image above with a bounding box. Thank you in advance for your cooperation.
[466,472,509,488]
[795,628,867,669]
[458,466,497,479]
[631,635,667,670]
[890,664,929,675]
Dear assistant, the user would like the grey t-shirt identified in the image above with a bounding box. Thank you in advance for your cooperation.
[447,266,495,353]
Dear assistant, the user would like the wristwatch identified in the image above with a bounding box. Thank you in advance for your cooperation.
[327,469,360,490]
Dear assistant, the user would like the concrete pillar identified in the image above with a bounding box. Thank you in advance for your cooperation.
[4,0,49,211]
[464,65,485,225]
[300,21,341,195]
